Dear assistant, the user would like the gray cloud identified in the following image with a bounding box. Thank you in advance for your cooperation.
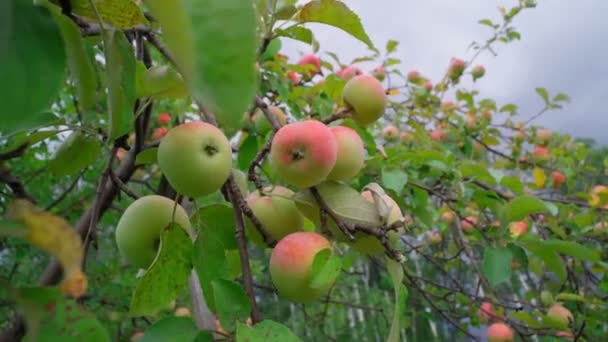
[281,0,608,144]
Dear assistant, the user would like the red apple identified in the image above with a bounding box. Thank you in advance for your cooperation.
[297,54,321,76]
[399,131,414,143]
[336,65,363,80]
[547,304,573,327]
[131,332,144,341]
[407,70,422,83]
[430,128,447,141]
[428,230,442,245]
[461,216,477,233]
[487,323,514,342]
[537,128,552,145]
[326,126,365,181]
[153,127,168,139]
[269,232,335,302]
[287,71,300,85]
[532,145,550,162]
[448,58,466,81]
[158,113,171,125]
[423,81,433,91]
[441,211,455,224]
[509,221,528,238]
[342,75,387,126]
[477,302,495,323]
[552,171,566,188]
[270,120,338,188]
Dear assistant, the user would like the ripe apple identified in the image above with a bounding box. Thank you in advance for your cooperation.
[428,230,442,245]
[372,65,386,81]
[461,216,477,233]
[174,307,191,317]
[158,113,171,125]
[115,195,191,269]
[440,211,455,224]
[158,121,232,198]
[552,171,566,188]
[424,81,433,91]
[270,120,338,188]
[336,65,363,80]
[472,65,485,80]
[153,127,168,139]
[477,302,495,323]
[509,221,528,238]
[430,128,447,141]
[286,71,300,85]
[487,323,514,342]
[297,54,321,77]
[253,105,288,135]
[349,190,404,255]
[326,126,365,181]
[269,232,335,302]
[382,125,399,142]
[342,75,387,126]
[245,185,304,246]
[407,70,422,83]
[532,145,550,162]
[547,304,573,327]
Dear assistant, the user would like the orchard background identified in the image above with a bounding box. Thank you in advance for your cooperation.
[1,0,607,341]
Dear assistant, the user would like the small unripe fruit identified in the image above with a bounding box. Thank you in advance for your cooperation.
[342,75,387,126]
[153,127,168,139]
[336,65,363,80]
[372,66,386,81]
[540,290,554,306]
[547,304,573,327]
[245,186,304,246]
[482,110,492,119]
[116,148,127,161]
[269,232,335,302]
[175,307,191,317]
[509,221,528,238]
[465,113,476,129]
[441,211,455,224]
[472,65,485,80]
[552,171,566,188]
[487,323,514,342]
[461,216,477,233]
[407,70,422,83]
[423,81,433,91]
[441,100,457,112]
[326,126,365,181]
[158,122,232,198]
[382,125,399,141]
[270,120,338,188]
[448,58,466,81]
[477,302,495,323]
[428,230,442,245]
[115,195,191,269]
[158,113,171,125]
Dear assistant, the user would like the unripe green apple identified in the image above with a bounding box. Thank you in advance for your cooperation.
[382,125,399,141]
[270,120,338,188]
[472,65,485,80]
[115,195,191,269]
[342,75,387,126]
[269,232,335,303]
[547,304,573,327]
[326,126,365,181]
[253,105,288,135]
[540,290,554,306]
[487,323,514,342]
[245,186,304,246]
[158,122,232,198]
[427,230,442,245]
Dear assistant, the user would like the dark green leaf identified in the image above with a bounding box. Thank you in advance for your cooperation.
[544,239,600,261]
[212,279,252,332]
[275,26,314,45]
[535,87,549,104]
[381,168,408,194]
[504,195,549,221]
[192,222,229,312]
[238,135,259,171]
[48,132,101,176]
[140,317,198,342]
[482,247,512,287]
[135,148,158,166]
[236,320,303,342]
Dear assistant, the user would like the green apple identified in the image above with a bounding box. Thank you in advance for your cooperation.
[342,75,387,126]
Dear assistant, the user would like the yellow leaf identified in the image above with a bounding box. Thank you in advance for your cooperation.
[69,0,148,29]
[7,199,87,298]
[533,167,546,188]
[387,88,400,96]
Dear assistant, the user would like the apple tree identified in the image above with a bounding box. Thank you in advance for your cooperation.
[1,0,607,341]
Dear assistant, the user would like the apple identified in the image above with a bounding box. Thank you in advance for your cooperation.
[465,113,476,129]
[158,121,232,198]
[245,185,304,246]
[270,120,338,188]
[336,65,363,80]
[297,54,321,77]
[232,168,249,196]
[537,128,552,145]
[372,65,386,81]
[115,195,191,269]
[253,105,288,135]
[131,332,144,341]
[514,130,525,141]
[326,126,365,181]
[158,113,171,125]
[482,110,492,119]
[269,232,335,302]
[286,71,300,85]
[477,302,499,323]
[461,216,477,233]
[153,127,168,139]
[448,58,466,81]
[382,125,399,142]
[441,100,457,112]
[487,323,514,342]
[540,290,554,306]
[399,131,414,143]
[552,171,566,188]
[428,230,442,245]
[423,81,433,91]
[440,211,455,224]
[430,128,447,141]
[174,307,191,317]
[342,75,387,126]
[472,65,485,80]
[407,70,422,83]
[509,221,528,238]
[532,145,550,162]
[547,304,573,327]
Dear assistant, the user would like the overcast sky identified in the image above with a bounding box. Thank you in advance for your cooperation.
[281,0,608,145]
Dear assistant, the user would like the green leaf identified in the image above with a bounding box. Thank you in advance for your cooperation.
[48,4,98,117]
[67,0,148,29]
[135,148,158,166]
[381,168,408,194]
[48,132,101,176]
[508,243,528,269]
[460,161,496,186]
[386,257,406,342]
[198,204,238,249]
[0,219,27,238]
[261,38,282,60]
[509,311,542,328]
[236,320,303,342]
[553,93,570,103]
[482,247,512,287]
[145,0,258,134]
[0,0,66,134]
[103,29,136,141]
[296,0,375,50]
[212,279,252,332]
[555,293,586,303]
[192,228,228,312]
[520,238,566,282]
[499,103,518,114]
[140,317,198,342]
[309,248,341,289]
[386,40,399,54]
[136,64,188,99]
[544,239,600,262]
[275,26,314,45]
[238,135,259,171]
[536,87,549,104]
[504,195,549,221]
[129,223,193,317]
[274,4,298,20]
